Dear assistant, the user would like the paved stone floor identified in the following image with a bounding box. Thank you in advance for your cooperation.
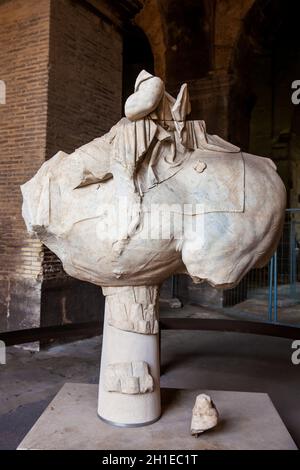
[0,329,299,449]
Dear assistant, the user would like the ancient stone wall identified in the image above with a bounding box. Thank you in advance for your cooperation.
[0,0,51,332]
[0,0,122,333]
[40,0,122,329]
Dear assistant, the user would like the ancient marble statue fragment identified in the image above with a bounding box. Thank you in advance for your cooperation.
[190,394,219,436]
[21,70,286,426]
[103,286,159,335]
[104,361,154,395]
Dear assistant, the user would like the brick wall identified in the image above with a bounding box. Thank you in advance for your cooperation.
[0,0,122,333]
[0,0,51,332]
[42,0,122,284]
[47,0,122,156]
[40,0,122,328]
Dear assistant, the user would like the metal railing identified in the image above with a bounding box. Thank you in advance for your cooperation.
[268,209,300,325]
[224,209,300,327]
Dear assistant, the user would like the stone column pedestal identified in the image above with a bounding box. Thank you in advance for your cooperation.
[98,286,161,427]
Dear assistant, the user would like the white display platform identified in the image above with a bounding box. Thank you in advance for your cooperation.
[18,383,297,450]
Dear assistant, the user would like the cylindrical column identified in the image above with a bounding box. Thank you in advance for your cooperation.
[98,286,161,427]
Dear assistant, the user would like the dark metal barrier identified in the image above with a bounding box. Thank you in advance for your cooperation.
[1,318,300,348]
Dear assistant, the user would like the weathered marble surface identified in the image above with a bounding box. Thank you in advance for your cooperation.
[103,286,159,335]
[105,361,154,395]
[191,394,219,436]
[21,137,285,289]
[21,70,286,427]
[98,289,161,426]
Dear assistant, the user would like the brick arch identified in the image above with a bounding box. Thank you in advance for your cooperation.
[122,23,154,105]
[226,0,300,149]
[214,0,255,72]
[229,0,288,76]
[227,0,300,210]
[134,0,167,80]
[136,0,258,80]
[135,0,214,90]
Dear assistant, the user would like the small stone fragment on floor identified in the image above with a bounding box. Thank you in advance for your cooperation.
[190,394,219,437]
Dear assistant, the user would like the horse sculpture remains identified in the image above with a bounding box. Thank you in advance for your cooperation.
[21,71,286,427]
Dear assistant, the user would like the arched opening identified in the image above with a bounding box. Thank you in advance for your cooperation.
[230,0,300,208]
[134,0,215,119]
[122,25,154,109]
[159,0,214,88]
[227,0,300,318]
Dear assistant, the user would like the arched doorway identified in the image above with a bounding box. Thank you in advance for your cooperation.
[230,0,300,208]
[122,25,154,109]
[134,0,215,119]
[226,0,300,321]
